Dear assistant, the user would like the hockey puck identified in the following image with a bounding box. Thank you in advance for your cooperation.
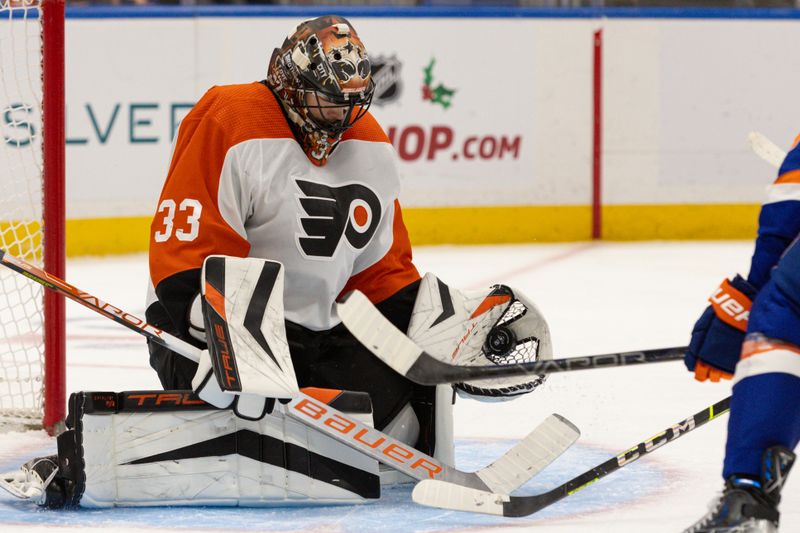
[484,325,517,359]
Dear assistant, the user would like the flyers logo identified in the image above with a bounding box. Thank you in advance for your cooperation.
[295,179,382,258]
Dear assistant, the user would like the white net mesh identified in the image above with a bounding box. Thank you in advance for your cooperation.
[0,0,45,425]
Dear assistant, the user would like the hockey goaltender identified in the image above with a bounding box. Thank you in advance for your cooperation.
[0,15,563,508]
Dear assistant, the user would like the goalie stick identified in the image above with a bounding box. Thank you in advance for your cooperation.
[412,395,731,517]
[337,290,684,385]
[0,249,579,495]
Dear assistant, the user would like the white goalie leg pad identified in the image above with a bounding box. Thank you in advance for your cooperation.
[377,384,454,486]
[68,390,379,507]
[382,403,420,447]
[408,272,553,401]
[198,256,299,411]
[434,384,455,466]
[379,402,420,485]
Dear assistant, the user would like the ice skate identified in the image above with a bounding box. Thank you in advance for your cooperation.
[0,456,60,506]
[684,447,795,533]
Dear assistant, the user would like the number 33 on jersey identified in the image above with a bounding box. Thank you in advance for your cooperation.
[153,198,202,243]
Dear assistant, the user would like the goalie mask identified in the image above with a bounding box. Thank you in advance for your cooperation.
[407,273,553,401]
[267,15,375,166]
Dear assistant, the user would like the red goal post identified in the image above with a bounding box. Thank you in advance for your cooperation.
[42,0,66,435]
[0,0,65,434]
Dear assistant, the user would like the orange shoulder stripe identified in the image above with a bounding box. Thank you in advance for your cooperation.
[206,83,295,145]
[775,169,800,185]
[343,111,390,144]
[151,84,293,288]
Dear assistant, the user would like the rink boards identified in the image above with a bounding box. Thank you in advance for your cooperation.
[6,7,800,252]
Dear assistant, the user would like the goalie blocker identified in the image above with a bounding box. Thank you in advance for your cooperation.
[13,388,380,508]
[189,256,299,419]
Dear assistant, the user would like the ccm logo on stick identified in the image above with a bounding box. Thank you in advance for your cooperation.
[616,417,696,466]
[293,398,443,478]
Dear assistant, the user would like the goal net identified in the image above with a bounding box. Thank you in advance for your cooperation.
[0,0,64,432]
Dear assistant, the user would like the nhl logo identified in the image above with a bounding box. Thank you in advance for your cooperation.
[370,55,402,106]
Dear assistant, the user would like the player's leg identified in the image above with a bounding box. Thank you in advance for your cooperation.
[724,239,800,480]
[684,239,800,533]
[145,299,199,390]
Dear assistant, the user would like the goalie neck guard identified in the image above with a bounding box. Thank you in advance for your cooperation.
[267,15,375,166]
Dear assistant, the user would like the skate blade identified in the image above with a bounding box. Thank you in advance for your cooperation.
[0,470,44,500]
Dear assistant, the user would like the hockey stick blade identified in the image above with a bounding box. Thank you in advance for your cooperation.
[412,396,731,517]
[748,131,785,169]
[0,249,578,494]
[474,413,579,494]
[338,290,684,385]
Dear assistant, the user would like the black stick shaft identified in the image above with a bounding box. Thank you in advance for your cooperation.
[568,395,730,492]
[409,346,686,385]
[504,395,732,517]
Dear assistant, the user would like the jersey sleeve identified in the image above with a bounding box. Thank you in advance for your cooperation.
[747,134,800,289]
[338,200,420,304]
[149,90,251,337]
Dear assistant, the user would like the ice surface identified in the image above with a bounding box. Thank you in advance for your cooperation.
[0,242,797,532]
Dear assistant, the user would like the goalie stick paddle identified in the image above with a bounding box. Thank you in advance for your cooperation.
[0,249,579,494]
[338,290,684,385]
[412,395,732,517]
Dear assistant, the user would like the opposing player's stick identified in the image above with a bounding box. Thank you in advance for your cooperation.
[748,131,785,168]
[412,396,731,517]
[0,249,579,495]
[338,290,684,385]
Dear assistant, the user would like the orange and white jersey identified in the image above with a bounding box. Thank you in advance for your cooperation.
[148,82,419,331]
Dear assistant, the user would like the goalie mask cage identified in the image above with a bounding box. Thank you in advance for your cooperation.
[0,0,65,434]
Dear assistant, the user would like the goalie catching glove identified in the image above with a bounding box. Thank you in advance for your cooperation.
[407,273,553,400]
[191,256,299,419]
